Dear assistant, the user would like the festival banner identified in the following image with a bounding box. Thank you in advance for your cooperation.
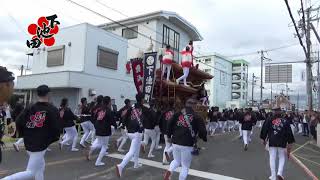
[130,58,144,94]
[143,52,157,103]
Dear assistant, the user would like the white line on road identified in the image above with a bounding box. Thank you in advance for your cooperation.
[107,153,244,180]
[291,141,310,154]
[79,166,115,179]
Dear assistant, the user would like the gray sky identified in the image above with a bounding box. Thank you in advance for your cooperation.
[1,0,318,107]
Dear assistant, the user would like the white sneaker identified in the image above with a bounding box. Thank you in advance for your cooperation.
[13,143,19,152]
[133,163,143,169]
[156,146,162,149]
[148,154,155,158]
[71,148,79,152]
[115,165,123,178]
[269,175,276,180]
[118,149,125,153]
[95,162,105,166]
[104,151,109,157]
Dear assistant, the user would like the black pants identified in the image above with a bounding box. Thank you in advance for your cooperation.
[310,125,317,140]
[303,123,309,136]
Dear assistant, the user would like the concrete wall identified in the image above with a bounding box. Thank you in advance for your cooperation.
[31,24,87,74]
[211,56,232,109]
[84,24,130,81]
[16,71,70,89]
[21,71,136,109]
[107,20,158,60]
[69,72,136,108]
[18,23,135,108]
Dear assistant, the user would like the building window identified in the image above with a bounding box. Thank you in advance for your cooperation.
[162,24,180,62]
[122,26,138,39]
[97,46,119,70]
[47,45,65,67]
[205,58,211,64]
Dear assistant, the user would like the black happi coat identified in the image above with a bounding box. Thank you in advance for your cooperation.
[260,115,295,148]
[16,102,60,152]
[167,107,207,147]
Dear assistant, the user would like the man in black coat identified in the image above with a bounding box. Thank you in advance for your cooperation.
[260,108,295,180]
[163,98,207,180]
[3,85,60,180]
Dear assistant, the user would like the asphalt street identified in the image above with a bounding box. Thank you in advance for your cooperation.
[0,127,317,180]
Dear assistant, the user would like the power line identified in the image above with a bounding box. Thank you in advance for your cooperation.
[65,0,230,74]
[96,0,212,58]
[66,0,166,47]
[63,0,302,79]
[223,43,299,58]
[96,0,186,52]
[196,61,233,76]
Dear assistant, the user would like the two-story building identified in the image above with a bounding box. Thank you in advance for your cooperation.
[15,23,133,110]
[15,11,203,110]
[99,10,203,64]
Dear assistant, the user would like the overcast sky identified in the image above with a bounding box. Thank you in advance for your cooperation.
[1,0,319,108]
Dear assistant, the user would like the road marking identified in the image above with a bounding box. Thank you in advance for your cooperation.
[47,156,87,166]
[291,141,310,154]
[231,135,241,142]
[295,154,320,158]
[79,166,115,179]
[294,154,320,167]
[1,155,98,176]
[290,154,319,180]
[294,143,320,154]
[107,153,243,180]
[0,170,8,175]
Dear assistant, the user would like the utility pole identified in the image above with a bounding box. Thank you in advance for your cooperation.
[317,50,320,110]
[306,7,313,111]
[258,50,271,106]
[259,50,264,106]
[251,73,256,106]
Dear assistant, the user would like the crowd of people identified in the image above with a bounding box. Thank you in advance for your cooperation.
[207,107,318,141]
[0,66,319,180]
[0,81,208,180]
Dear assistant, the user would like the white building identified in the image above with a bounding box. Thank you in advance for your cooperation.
[15,11,203,110]
[15,23,134,110]
[196,54,233,109]
[99,10,203,64]
[229,59,249,108]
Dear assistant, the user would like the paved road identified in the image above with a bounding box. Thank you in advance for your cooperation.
[0,127,316,180]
